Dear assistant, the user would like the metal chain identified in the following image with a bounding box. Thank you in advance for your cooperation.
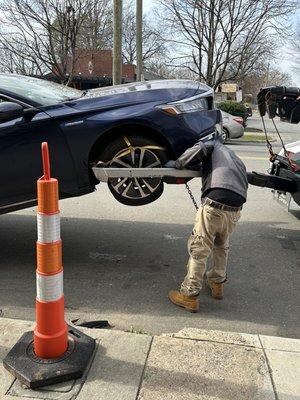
[185,182,199,211]
[261,115,275,158]
[271,118,294,170]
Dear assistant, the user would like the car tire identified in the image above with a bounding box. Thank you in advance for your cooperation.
[222,128,229,142]
[96,135,169,206]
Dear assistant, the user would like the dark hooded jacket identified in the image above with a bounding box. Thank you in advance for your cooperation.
[175,140,248,201]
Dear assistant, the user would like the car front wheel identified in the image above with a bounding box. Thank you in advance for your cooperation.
[222,128,229,142]
[95,135,169,206]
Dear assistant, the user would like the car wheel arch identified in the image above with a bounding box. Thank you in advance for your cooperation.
[88,123,175,165]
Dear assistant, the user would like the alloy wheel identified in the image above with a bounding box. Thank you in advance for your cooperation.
[108,147,162,200]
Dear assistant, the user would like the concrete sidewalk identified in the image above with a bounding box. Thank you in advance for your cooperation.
[0,318,299,400]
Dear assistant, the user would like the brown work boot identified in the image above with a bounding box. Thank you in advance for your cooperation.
[206,280,224,299]
[168,290,199,312]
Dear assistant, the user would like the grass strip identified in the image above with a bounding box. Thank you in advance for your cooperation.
[241,133,276,142]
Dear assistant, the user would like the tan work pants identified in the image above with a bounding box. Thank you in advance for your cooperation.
[180,203,241,296]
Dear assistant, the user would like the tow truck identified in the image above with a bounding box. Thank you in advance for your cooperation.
[92,86,300,209]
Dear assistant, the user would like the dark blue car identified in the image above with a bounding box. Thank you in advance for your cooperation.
[0,74,222,212]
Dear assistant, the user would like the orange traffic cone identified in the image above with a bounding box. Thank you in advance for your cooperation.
[34,142,68,358]
[3,142,95,388]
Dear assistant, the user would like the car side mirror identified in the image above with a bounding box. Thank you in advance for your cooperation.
[0,102,24,123]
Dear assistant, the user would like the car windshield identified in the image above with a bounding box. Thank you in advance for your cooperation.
[0,74,82,106]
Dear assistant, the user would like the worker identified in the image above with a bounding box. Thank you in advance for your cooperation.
[166,138,248,312]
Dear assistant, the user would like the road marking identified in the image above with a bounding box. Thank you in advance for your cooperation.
[240,156,268,160]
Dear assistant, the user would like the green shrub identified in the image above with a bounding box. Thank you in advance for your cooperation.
[217,100,246,119]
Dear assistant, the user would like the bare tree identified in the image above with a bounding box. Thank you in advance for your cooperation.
[0,45,46,75]
[122,4,166,66]
[0,0,94,82]
[291,25,300,73]
[158,0,297,88]
[145,58,176,78]
[77,0,113,50]
[241,66,292,97]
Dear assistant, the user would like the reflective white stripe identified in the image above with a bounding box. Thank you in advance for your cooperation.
[36,271,63,302]
[37,213,60,243]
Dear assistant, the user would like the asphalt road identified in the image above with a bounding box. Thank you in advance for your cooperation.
[0,117,299,338]
[247,113,299,143]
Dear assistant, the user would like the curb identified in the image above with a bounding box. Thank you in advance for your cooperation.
[1,318,299,400]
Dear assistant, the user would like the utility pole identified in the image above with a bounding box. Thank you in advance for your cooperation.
[113,0,123,85]
[136,0,143,81]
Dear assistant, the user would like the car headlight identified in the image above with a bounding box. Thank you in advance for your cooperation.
[157,98,208,115]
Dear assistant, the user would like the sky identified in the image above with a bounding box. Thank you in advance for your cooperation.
[143,0,155,13]
[143,0,300,86]
[279,9,300,86]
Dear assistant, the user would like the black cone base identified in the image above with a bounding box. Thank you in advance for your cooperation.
[3,325,96,389]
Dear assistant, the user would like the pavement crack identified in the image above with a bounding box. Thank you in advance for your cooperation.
[135,336,153,400]
[258,335,279,400]
[163,335,260,349]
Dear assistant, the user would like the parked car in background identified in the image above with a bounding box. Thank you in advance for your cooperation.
[216,100,247,127]
[221,110,244,141]
[0,74,222,212]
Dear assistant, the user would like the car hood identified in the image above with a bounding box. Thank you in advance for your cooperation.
[68,80,212,111]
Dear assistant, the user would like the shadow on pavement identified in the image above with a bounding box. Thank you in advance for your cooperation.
[88,343,277,400]
[0,214,299,338]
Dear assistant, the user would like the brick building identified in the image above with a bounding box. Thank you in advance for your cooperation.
[48,49,136,90]
[73,49,135,83]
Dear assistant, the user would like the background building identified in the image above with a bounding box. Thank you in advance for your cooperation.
[47,49,136,89]
[215,83,243,102]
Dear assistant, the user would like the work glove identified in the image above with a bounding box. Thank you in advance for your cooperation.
[164,160,176,168]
